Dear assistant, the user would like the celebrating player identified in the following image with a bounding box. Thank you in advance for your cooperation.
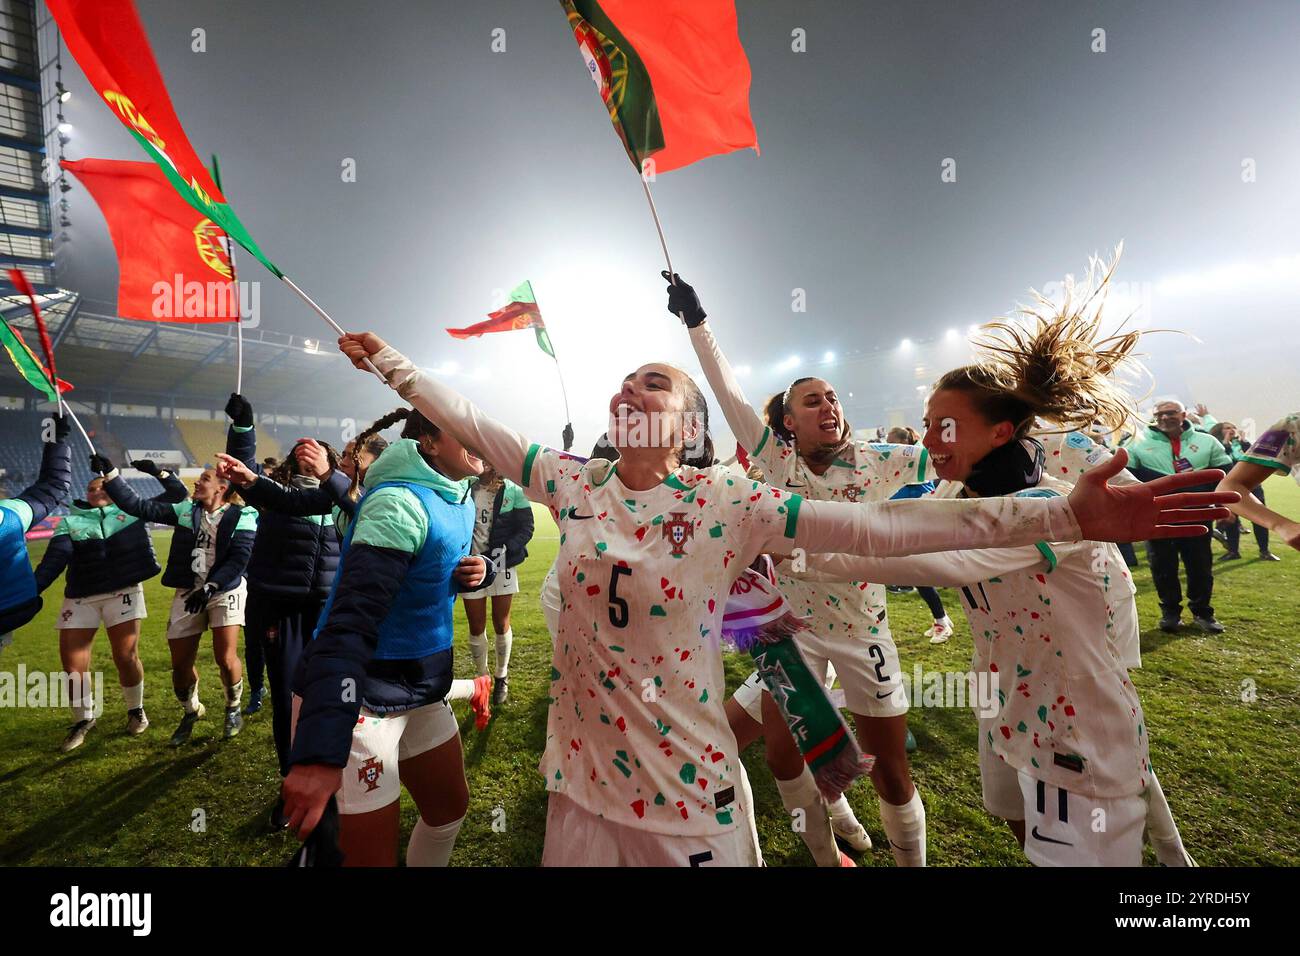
[33,463,186,750]
[95,455,257,745]
[806,262,1204,865]
[461,462,535,706]
[328,327,1230,867]
[280,408,490,866]
[674,272,947,865]
[1217,412,1300,552]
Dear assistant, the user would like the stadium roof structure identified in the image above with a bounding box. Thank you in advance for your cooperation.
[0,0,56,295]
[0,290,354,413]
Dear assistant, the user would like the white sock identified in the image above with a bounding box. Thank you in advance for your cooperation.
[828,793,864,832]
[493,629,513,679]
[776,767,840,867]
[122,680,144,711]
[445,678,477,703]
[68,673,95,722]
[406,816,464,867]
[469,632,488,675]
[879,789,927,866]
[1146,773,1191,866]
[224,678,243,709]
[176,681,200,713]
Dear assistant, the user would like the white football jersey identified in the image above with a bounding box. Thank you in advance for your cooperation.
[923,477,1149,797]
[522,447,802,836]
[754,436,929,644]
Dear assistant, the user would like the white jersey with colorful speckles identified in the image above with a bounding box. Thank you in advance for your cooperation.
[812,475,1150,799]
[1239,412,1300,481]
[527,450,801,834]
[1037,429,1139,486]
[371,343,1087,836]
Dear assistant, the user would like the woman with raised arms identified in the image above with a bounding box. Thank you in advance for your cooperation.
[296,323,1231,867]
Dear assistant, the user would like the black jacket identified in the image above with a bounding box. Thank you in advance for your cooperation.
[476,479,535,570]
[227,425,343,599]
[103,474,256,592]
[34,472,187,598]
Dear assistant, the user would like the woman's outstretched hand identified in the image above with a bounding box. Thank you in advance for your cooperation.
[214,452,257,487]
[338,332,388,370]
[1067,448,1239,542]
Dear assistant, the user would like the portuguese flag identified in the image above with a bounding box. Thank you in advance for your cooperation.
[46,0,281,278]
[0,315,71,402]
[559,0,758,173]
[447,281,555,358]
[63,159,239,322]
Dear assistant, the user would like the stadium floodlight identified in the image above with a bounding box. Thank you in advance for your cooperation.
[822,350,836,363]
[945,328,960,343]
[57,121,73,133]
[777,355,801,372]
[57,82,71,102]
[899,338,913,352]
[967,323,980,335]
[303,339,320,354]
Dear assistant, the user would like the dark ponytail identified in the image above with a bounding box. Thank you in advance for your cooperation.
[679,375,715,469]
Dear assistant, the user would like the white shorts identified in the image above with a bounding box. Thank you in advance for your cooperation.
[797,628,906,718]
[57,585,146,630]
[338,701,460,815]
[733,660,840,724]
[979,724,1146,866]
[540,791,762,867]
[462,561,521,599]
[165,579,247,640]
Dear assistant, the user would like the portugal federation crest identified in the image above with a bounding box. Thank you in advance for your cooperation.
[662,512,694,558]
[357,756,384,792]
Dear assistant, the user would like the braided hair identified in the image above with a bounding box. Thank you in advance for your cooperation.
[348,407,443,498]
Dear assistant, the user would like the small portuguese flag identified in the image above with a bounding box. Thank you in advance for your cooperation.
[447,281,555,358]
[0,315,72,402]
[46,0,282,279]
[559,0,758,174]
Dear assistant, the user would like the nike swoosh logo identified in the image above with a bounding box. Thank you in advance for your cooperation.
[569,513,595,520]
[875,691,896,699]
[1030,826,1073,847]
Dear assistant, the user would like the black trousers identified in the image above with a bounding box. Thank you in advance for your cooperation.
[245,625,266,694]
[1224,484,1270,554]
[1145,533,1214,619]
[916,586,947,619]
[246,592,326,777]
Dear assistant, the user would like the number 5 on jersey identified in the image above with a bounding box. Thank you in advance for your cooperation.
[608,565,632,628]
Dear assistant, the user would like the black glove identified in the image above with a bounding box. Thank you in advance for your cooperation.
[663,271,707,328]
[53,413,71,442]
[130,458,161,477]
[89,453,115,476]
[562,423,575,452]
[184,583,218,614]
[225,392,254,428]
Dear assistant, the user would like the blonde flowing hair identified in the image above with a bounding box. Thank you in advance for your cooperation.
[936,247,1149,439]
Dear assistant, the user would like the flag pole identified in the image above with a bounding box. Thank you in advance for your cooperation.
[210,155,243,394]
[530,286,573,451]
[640,173,688,324]
[278,275,386,383]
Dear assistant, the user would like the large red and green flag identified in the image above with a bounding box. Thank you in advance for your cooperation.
[447,281,555,358]
[63,159,238,322]
[46,0,281,278]
[0,309,72,402]
[559,0,758,173]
